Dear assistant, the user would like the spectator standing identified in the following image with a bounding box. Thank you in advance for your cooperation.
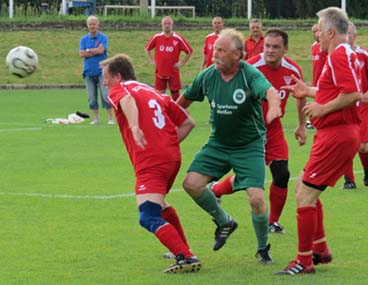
[79,15,114,125]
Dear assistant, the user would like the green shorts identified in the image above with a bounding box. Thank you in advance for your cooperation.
[188,138,266,191]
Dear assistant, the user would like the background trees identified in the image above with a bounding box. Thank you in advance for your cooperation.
[1,0,367,18]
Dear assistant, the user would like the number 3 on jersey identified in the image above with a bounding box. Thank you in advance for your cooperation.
[148,99,166,129]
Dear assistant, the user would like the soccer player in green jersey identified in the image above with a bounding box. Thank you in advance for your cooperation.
[177,28,282,264]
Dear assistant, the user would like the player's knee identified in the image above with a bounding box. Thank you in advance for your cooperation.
[248,191,267,213]
[182,175,204,197]
[138,201,166,233]
[270,160,290,188]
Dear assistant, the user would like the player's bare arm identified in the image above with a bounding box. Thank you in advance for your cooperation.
[176,95,193,109]
[120,95,147,150]
[265,87,282,124]
[177,117,195,143]
[145,50,156,65]
[303,92,362,118]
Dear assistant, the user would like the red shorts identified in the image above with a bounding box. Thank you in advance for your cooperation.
[303,125,360,187]
[135,161,181,195]
[155,73,182,92]
[359,102,368,142]
[265,128,288,165]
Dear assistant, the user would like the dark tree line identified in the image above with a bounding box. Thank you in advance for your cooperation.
[1,0,368,19]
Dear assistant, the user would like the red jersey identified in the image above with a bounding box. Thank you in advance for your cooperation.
[108,80,190,173]
[145,32,193,78]
[355,46,368,92]
[313,43,361,129]
[244,34,264,60]
[202,32,219,68]
[311,41,328,86]
[248,53,303,127]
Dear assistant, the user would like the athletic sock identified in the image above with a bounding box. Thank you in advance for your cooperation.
[297,206,317,266]
[251,210,269,250]
[193,188,229,226]
[161,206,189,247]
[312,199,328,252]
[211,175,234,197]
[155,223,192,258]
[344,160,355,182]
[268,183,288,224]
[359,152,368,171]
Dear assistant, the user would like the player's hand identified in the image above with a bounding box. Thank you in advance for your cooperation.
[174,62,182,69]
[303,102,325,118]
[362,91,368,103]
[131,126,147,150]
[294,125,307,146]
[281,74,309,99]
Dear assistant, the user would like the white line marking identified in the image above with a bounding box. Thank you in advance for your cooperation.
[0,127,42,132]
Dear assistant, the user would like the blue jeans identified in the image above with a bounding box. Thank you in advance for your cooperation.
[84,75,111,110]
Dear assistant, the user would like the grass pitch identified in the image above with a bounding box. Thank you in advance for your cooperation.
[1,88,368,284]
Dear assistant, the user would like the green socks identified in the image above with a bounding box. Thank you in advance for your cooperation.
[252,210,269,250]
[193,188,229,226]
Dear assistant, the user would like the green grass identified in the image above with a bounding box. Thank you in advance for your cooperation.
[2,27,368,87]
[1,88,368,284]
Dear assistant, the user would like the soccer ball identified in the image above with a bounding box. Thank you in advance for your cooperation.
[5,46,39,78]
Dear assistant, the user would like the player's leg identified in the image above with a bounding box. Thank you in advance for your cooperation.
[312,198,333,265]
[277,126,360,275]
[169,73,182,101]
[342,158,356,190]
[135,164,201,273]
[160,161,190,255]
[246,187,273,264]
[232,140,271,264]
[359,143,368,186]
[183,144,238,251]
[84,75,99,124]
[276,179,320,275]
[154,75,167,94]
[268,160,290,234]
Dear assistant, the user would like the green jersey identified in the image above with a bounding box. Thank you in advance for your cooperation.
[184,61,272,147]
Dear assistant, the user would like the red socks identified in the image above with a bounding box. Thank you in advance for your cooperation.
[359,152,368,169]
[211,175,234,197]
[155,224,192,258]
[297,206,317,265]
[161,206,189,247]
[312,199,327,253]
[269,183,288,224]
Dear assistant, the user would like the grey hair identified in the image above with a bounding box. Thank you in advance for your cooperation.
[219,28,244,59]
[87,15,99,25]
[317,7,348,35]
[348,21,357,34]
[249,18,262,27]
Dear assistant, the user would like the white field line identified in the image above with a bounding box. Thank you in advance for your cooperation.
[0,127,42,132]
[0,172,365,200]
